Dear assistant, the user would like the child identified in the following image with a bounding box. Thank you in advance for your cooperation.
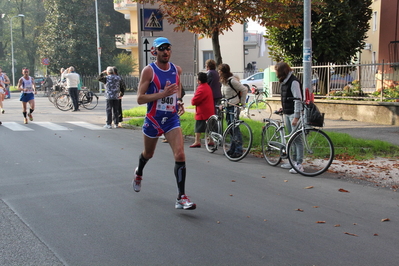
[190,72,215,148]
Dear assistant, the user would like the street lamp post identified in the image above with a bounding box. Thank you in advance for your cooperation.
[10,14,24,87]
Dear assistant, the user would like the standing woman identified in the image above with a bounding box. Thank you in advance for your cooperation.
[218,64,247,158]
[17,68,36,124]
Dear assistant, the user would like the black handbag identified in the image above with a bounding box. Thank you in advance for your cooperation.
[306,102,324,127]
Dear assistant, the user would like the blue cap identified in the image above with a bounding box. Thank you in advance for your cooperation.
[153,37,171,48]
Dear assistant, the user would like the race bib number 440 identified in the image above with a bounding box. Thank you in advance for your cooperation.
[156,95,176,112]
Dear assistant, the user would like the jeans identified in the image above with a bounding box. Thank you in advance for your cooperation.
[68,87,79,111]
[106,99,119,125]
[284,113,303,164]
[226,106,243,155]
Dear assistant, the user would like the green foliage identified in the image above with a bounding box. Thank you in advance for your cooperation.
[37,0,130,75]
[123,106,399,160]
[328,80,368,99]
[372,84,399,102]
[266,0,372,65]
[113,52,137,75]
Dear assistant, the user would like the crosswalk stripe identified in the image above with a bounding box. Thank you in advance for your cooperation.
[1,122,34,131]
[67,121,108,130]
[32,122,71,130]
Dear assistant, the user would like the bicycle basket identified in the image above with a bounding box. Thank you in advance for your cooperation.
[306,102,324,127]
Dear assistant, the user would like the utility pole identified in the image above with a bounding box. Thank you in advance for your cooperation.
[303,0,312,97]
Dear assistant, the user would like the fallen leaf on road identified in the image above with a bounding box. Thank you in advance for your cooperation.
[304,186,314,189]
[313,206,319,208]
[334,224,341,227]
[381,218,390,222]
[374,233,379,236]
[231,180,236,182]
[284,180,288,182]
[316,221,326,224]
[295,208,304,212]
[344,232,358,237]
[339,188,350,193]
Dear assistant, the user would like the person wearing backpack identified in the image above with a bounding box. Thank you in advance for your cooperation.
[218,63,247,158]
[275,62,304,174]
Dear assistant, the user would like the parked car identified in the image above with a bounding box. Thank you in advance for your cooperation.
[240,72,264,92]
[34,76,45,90]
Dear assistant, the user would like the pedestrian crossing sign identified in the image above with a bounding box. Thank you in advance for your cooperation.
[141,9,163,31]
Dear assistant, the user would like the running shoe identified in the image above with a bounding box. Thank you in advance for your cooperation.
[132,167,142,192]
[103,124,112,129]
[1,109,4,114]
[175,195,196,210]
[28,113,33,121]
[24,118,28,124]
[289,163,304,174]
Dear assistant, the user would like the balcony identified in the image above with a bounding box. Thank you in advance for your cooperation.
[244,32,260,49]
[115,32,139,50]
[114,0,138,13]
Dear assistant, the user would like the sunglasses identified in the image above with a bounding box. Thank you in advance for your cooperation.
[157,46,171,52]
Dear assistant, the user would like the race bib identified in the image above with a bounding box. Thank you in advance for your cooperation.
[156,94,176,112]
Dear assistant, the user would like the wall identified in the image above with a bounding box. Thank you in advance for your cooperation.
[266,98,399,125]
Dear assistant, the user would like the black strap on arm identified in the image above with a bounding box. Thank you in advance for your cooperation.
[227,78,240,101]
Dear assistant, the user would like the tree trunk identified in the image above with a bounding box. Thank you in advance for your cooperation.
[211,30,223,67]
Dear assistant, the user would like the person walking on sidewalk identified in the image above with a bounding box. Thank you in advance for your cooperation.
[133,37,196,210]
[61,66,80,112]
[17,68,37,124]
[98,66,121,128]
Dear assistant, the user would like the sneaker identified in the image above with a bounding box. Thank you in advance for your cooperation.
[281,163,293,169]
[24,118,28,124]
[289,163,304,174]
[103,124,112,129]
[117,123,122,128]
[175,195,196,210]
[1,109,4,114]
[28,113,33,121]
[132,167,142,192]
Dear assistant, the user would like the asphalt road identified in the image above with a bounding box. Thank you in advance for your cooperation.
[1,93,399,265]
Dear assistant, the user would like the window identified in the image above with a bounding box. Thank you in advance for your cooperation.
[203,51,214,68]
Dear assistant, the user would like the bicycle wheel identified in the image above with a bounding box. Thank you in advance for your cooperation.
[246,100,272,120]
[55,93,72,111]
[222,121,253,161]
[81,91,98,110]
[287,128,334,176]
[48,90,57,103]
[261,121,283,166]
[204,115,221,153]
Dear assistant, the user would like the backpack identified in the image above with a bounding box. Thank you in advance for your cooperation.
[306,102,324,127]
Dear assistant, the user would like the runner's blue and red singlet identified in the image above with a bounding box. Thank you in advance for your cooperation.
[142,62,181,138]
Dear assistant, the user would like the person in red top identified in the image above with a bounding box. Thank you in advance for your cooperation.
[190,72,215,148]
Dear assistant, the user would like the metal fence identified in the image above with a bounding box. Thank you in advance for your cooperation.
[289,62,399,97]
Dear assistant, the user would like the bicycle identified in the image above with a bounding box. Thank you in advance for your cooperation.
[204,99,253,162]
[48,82,67,104]
[261,99,334,176]
[244,84,272,120]
[54,88,99,111]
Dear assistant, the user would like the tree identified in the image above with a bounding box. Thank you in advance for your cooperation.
[38,0,129,75]
[266,0,373,65]
[113,52,138,75]
[132,0,304,66]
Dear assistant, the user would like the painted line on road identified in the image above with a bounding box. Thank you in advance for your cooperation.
[1,122,34,131]
[67,121,108,130]
[32,122,71,131]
